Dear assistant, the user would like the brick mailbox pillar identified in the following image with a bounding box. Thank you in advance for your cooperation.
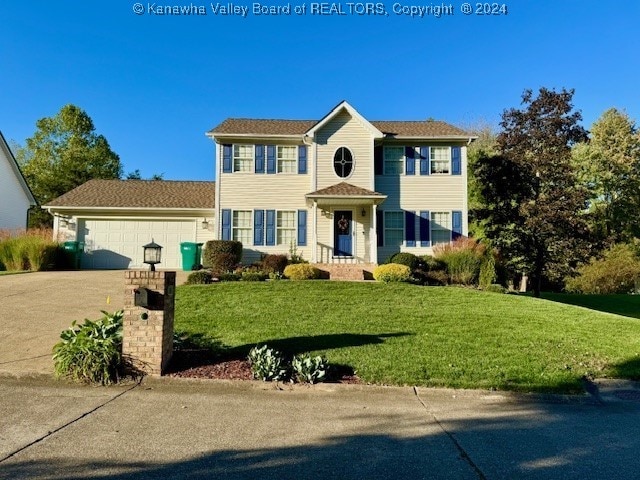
[123,271,175,375]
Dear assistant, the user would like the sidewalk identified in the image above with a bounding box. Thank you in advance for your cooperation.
[1,375,640,480]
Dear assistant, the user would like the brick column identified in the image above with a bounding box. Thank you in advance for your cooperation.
[123,271,175,375]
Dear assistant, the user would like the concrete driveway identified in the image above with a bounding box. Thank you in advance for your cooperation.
[0,270,188,376]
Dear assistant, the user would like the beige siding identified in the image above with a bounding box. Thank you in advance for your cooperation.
[315,111,374,191]
[217,174,311,210]
[375,146,468,261]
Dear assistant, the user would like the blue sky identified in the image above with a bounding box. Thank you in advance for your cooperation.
[1,1,638,181]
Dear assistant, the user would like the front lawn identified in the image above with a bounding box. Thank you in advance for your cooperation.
[175,282,640,393]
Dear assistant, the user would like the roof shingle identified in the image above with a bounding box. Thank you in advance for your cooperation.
[45,179,215,209]
[307,182,385,197]
[210,118,470,138]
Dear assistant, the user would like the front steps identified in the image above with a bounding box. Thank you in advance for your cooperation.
[315,263,377,281]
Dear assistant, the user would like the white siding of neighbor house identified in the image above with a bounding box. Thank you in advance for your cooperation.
[0,143,32,230]
[315,110,374,191]
[375,145,468,262]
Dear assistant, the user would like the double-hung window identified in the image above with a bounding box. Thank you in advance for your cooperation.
[277,146,297,173]
[384,146,404,175]
[232,210,252,244]
[430,147,450,174]
[431,212,451,245]
[276,211,296,245]
[233,145,254,172]
[384,211,404,246]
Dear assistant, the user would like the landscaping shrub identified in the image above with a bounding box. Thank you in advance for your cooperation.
[215,272,241,282]
[388,252,419,270]
[479,251,498,289]
[283,264,320,280]
[433,237,486,285]
[203,240,242,273]
[186,270,213,285]
[292,354,328,384]
[373,263,411,283]
[482,284,507,294]
[288,240,307,264]
[421,255,447,272]
[565,243,640,294]
[0,229,61,271]
[53,310,124,385]
[261,254,288,274]
[248,345,288,381]
[241,271,267,282]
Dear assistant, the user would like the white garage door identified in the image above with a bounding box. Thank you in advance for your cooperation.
[78,219,196,269]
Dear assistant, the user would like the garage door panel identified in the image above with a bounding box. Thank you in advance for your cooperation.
[79,219,195,269]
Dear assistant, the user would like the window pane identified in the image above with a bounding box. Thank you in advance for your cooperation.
[384,147,404,175]
[233,145,254,172]
[277,211,296,245]
[384,211,404,247]
[430,147,450,174]
[333,147,354,178]
[430,212,451,245]
[277,146,297,173]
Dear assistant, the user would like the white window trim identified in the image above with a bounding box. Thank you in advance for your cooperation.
[276,146,298,174]
[276,210,296,246]
[384,210,404,247]
[233,145,254,173]
[430,146,452,175]
[383,146,405,176]
[430,211,452,246]
[232,210,253,244]
[333,146,355,180]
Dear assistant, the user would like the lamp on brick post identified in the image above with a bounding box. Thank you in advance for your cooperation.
[142,239,162,271]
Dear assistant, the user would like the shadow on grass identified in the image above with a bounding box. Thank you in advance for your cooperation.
[167,332,411,376]
[541,293,640,319]
[607,357,640,380]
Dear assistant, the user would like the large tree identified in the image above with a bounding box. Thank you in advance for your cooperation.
[476,88,590,296]
[18,105,122,226]
[572,108,640,244]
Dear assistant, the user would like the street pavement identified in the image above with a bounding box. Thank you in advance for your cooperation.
[1,271,640,479]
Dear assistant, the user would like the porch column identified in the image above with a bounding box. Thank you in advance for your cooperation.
[372,204,378,264]
[311,200,318,263]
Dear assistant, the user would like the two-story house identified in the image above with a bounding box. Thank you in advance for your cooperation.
[207,101,475,269]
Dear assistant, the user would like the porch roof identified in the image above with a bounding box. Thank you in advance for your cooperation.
[306,182,387,206]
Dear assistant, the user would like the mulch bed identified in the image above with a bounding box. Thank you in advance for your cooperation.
[166,350,361,384]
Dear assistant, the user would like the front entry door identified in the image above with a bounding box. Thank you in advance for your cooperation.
[334,210,353,257]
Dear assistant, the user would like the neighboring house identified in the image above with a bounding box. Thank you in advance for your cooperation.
[0,131,36,230]
[207,100,475,265]
[44,180,215,269]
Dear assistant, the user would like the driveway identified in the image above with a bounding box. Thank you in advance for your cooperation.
[0,270,188,376]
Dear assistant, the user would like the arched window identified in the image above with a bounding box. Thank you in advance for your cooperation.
[333,147,354,178]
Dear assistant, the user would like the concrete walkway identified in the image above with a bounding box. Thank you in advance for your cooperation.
[2,270,640,479]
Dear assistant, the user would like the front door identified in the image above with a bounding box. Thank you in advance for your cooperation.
[334,211,353,257]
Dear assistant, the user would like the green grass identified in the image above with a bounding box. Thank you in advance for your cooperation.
[175,282,640,393]
[542,293,640,319]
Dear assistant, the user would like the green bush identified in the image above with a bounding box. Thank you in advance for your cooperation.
[215,272,241,282]
[565,243,640,294]
[203,240,242,274]
[185,270,212,285]
[433,237,485,285]
[283,264,320,280]
[482,284,507,294]
[373,263,411,283]
[292,354,328,384]
[52,310,124,385]
[261,254,289,274]
[241,271,267,282]
[388,252,419,270]
[248,345,288,381]
[479,252,498,288]
[420,255,447,272]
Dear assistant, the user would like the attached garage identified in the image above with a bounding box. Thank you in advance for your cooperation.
[45,179,215,270]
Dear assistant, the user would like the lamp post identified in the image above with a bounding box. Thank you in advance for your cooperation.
[142,239,163,271]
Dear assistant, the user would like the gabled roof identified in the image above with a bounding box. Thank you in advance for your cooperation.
[0,131,36,205]
[207,102,473,140]
[44,179,215,210]
[306,182,385,198]
[305,100,383,139]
